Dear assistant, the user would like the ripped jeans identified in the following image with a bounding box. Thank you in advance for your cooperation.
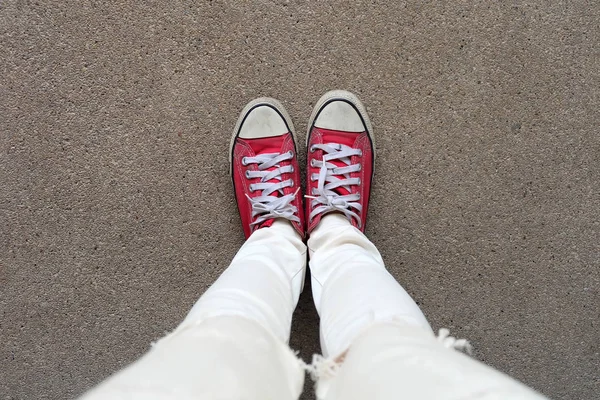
[80,214,546,400]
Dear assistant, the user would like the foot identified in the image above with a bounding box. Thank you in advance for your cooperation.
[306,90,375,233]
[230,98,304,239]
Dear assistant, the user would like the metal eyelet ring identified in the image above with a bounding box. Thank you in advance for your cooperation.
[249,184,255,192]
[358,150,363,156]
[357,178,361,185]
[357,164,362,171]
[245,170,251,179]
[357,194,361,200]
[242,157,248,166]
[310,159,316,167]
[288,150,294,157]
[290,179,294,186]
[310,145,316,153]
[289,166,294,173]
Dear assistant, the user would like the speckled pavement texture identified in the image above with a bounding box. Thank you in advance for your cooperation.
[1,1,598,399]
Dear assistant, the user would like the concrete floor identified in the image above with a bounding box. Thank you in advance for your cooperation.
[1,1,599,399]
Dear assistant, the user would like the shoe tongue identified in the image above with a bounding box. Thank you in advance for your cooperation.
[240,134,286,154]
[315,128,362,197]
[256,219,275,230]
[239,134,289,197]
[316,128,361,148]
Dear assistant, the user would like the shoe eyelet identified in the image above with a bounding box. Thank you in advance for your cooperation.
[290,179,295,186]
[357,178,361,185]
[249,184,255,192]
[357,194,361,200]
[311,174,317,182]
[310,145,316,153]
[289,166,294,173]
[242,157,248,166]
[288,150,294,157]
[245,170,251,179]
[310,159,316,167]
[357,164,362,171]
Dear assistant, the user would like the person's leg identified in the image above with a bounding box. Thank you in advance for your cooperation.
[308,213,431,358]
[184,219,306,343]
[305,90,431,358]
[309,215,544,400]
[320,322,546,400]
[81,221,306,400]
[80,98,307,400]
[305,90,546,400]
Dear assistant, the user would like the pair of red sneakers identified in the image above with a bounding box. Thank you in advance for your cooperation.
[230,90,374,239]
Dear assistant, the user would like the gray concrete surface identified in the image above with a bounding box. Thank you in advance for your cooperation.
[1,1,599,399]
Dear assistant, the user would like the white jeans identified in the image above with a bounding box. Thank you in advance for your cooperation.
[80,215,546,400]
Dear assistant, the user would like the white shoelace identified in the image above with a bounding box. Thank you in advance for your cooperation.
[243,151,300,227]
[306,143,363,227]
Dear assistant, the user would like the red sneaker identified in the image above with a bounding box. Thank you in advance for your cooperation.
[306,90,375,234]
[230,98,304,239]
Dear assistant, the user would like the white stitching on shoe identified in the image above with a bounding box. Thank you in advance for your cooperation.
[305,143,363,227]
[244,152,300,227]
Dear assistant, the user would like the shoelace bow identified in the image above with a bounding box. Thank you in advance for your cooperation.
[243,151,300,227]
[306,143,363,227]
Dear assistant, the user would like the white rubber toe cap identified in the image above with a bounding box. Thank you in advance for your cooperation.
[238,105,288,139]
[314,101,366,132]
